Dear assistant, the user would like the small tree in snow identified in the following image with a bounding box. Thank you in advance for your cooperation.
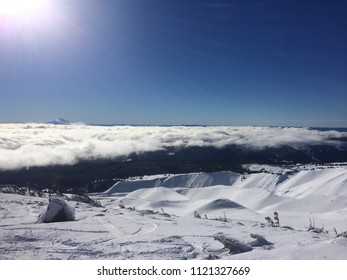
[221,212,228,222]
[265,216,275,227]
[273,212,280,227]
[265,212,280,227]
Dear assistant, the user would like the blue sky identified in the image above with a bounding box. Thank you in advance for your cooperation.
[0,0,346,126]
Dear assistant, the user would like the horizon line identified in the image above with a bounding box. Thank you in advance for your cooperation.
[0,121,347,129]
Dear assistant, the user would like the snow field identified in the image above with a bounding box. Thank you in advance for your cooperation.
[1,166,347,259]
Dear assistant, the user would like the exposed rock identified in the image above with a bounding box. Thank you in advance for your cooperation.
[213,232,274,255]
[213,233,253,254]
[248,233,274,247]
[36,197,75,223]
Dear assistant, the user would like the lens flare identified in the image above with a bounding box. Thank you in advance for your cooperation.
[0,0,46,16]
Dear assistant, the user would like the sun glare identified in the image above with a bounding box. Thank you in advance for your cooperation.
[0,0,45,16]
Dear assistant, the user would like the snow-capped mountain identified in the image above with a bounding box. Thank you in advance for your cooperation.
[48,118,71,125]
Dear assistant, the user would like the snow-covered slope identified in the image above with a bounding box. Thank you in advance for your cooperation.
[112,167,347,228]
[1,166,347,260]
[104,171,240,194]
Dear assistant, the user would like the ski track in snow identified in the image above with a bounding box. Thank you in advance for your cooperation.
[1,166,347,260]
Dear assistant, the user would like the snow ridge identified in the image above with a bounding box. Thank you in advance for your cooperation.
[104,171,240,194]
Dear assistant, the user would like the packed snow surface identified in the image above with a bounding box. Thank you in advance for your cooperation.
[1,166,347,260]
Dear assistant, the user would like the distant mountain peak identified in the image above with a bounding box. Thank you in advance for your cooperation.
[49,118,71,125]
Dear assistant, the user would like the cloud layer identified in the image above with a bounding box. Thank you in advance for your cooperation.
[0,124,346,170]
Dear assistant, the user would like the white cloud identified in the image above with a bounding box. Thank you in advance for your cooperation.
[0,123,346,170]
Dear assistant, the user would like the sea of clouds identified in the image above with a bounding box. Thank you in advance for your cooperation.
[0,123,346,170]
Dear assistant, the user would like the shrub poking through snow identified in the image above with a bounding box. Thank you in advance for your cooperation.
[221,212,228,222]
[119,200,125,209]
[194,211,201,219]
[265,216,275,227]
[36,197,75,223]
[265,212,280,227]
[334,228,347,238]
[273,212,280,227]
[306,218,328,234]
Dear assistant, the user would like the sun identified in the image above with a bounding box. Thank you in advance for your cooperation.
[0,0,45,17]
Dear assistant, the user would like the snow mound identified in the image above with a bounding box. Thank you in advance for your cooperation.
[36,197,75,223]
[198,198,245,211]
